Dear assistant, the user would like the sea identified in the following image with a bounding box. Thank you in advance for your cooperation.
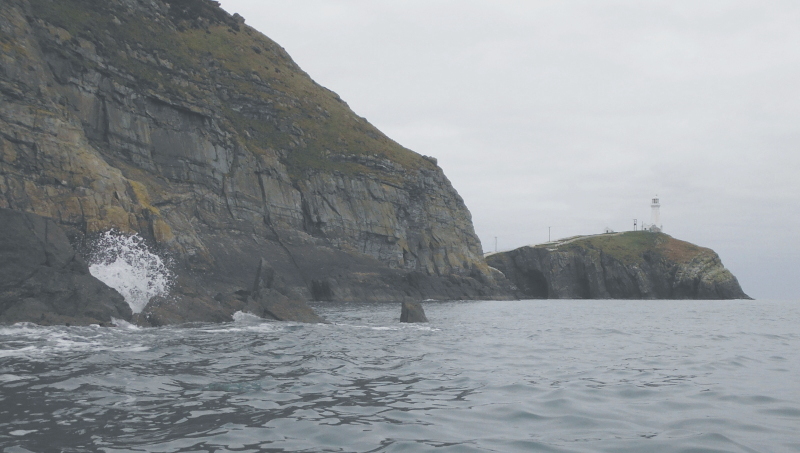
[0,299,798,453]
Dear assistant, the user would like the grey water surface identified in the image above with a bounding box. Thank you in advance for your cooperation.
[0,300,798,453]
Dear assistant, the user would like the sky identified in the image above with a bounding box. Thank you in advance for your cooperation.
[218,0,800,300]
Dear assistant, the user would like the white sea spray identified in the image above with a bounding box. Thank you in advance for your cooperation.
[110,317,141,330]
[88,230,173,314]
[232,311,262,323]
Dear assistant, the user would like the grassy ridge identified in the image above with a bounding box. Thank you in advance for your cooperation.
[26,0,434,181]
[558,232,713,265]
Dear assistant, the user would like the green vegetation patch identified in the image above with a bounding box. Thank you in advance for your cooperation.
[560,232,713,266]
[561,232,658,265]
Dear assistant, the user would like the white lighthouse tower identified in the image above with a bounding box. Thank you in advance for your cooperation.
[649,196,662,232]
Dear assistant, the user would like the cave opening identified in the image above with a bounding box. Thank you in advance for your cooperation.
[522,270,549,299]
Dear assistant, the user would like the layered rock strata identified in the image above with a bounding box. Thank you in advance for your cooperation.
[487,232,750,300]
[0,208,132,325]
[0,0,511,324]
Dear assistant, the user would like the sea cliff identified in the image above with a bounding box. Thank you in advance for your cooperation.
[0,0,512,325]
[486,232,750,300]
[0,208,132,325]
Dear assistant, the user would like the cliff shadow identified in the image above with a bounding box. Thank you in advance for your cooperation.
[520,269,549,299]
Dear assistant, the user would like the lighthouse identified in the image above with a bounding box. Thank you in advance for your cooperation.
[649,196,662,232]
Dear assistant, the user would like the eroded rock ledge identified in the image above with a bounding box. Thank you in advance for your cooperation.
[486,232,750,300]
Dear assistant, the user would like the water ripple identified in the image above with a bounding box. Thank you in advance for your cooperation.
[0,300,798,452]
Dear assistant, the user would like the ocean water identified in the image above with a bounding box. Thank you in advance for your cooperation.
[0,299,798,453]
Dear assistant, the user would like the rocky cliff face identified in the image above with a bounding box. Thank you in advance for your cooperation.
[486,232,750,300]
[0,208,132,325]
[0,0,511,324]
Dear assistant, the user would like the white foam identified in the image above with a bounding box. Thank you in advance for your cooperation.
[232,311,262,323]
[204,324,282,334]
[0,322,150,359]
[88,230,173,314]
[0,374,33,383]
[197,312,287,334]
[111,317,140,330]
[0,346,38,359]
[332,323,441,332]
[0,336,148,359]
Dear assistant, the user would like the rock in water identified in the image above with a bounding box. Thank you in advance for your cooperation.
[246,259,327,324]
[400,302,429,323]
[486,232,750,300]
[0,208,133,325]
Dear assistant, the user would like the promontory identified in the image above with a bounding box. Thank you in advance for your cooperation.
[486,232,750,300]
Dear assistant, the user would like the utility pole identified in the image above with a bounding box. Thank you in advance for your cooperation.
[634,219,637,231]
[548,226,551,242]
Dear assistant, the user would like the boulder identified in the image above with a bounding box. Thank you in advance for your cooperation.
[0,208,133,325]
[133,295,231,327]
[400,301,428,323]
[244,259,327,323]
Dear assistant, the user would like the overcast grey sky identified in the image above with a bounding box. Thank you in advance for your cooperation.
[218,1,800,300]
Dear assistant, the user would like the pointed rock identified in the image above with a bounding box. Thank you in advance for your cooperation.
[400,301,428,323]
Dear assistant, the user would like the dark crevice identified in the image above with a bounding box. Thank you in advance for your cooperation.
[255,172,303,277]
[521,269,548,299]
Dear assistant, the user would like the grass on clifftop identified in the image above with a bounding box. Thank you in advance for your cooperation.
[558,232,713,265]
[26,0,435,182]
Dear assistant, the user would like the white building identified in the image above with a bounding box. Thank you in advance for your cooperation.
[646,196,662,232]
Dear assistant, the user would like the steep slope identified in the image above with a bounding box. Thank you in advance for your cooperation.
[486,232,750,300]
[0,0,511,324]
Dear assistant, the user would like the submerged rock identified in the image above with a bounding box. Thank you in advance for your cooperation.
[487,232,750,300]
[400,301,429,323]
[0,208,132,325]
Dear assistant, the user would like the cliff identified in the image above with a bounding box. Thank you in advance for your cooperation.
[486,232,750,300]
[0,208,132,325]
[0,0,511,325]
